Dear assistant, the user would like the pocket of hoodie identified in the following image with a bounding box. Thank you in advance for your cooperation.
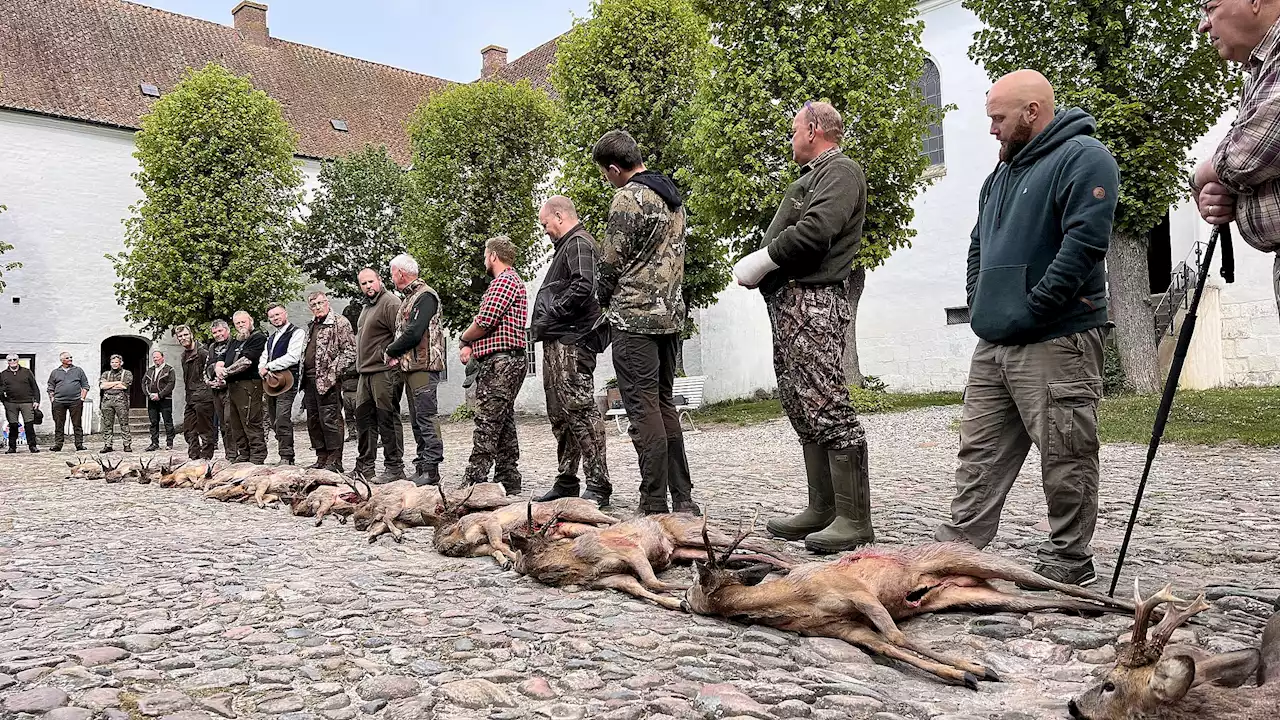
[969,264,1035,342]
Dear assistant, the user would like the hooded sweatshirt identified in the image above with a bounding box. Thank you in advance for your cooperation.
[967,107,1119,346]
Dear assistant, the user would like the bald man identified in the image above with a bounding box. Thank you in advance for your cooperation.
[1193,0,1280,319]
[934,70,1119,587]
[529,196,612,506]
[734,101,871,553]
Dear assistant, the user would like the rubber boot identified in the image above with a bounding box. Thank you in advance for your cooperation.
[667,435,700,516]
[535,474,580,502]
[766,443,835,540]
[805,443,875,553]
[6,424,17,454]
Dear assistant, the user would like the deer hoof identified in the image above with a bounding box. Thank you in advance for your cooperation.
[393,535,403,544]
[314,519,324,528]
[983,667,1001,682]
[962,672,979,691]
[338,517,347,525]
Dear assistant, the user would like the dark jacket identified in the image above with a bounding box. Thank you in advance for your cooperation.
[221,332,267,383]
[356,288,401,374]
[531,223,602,346]
[205,339,229,392]
[0,366,39,404]
[967,108,1119,346]
[181,343,213,403]
[759,149,867,295]
[142,363,176,404]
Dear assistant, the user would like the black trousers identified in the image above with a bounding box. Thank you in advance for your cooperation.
[404,370,444,472]
[52,401,84,447]
[612,331,693,512]
[355,370,404,475]
[302,377,344,454]
[148,399,175,445]
[184,394,216,459]
[265,384,298,461]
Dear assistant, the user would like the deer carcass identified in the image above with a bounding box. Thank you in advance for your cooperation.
[202,465,280,501]
[510,513,796,610]
[351,481,510,543]
[683,541,1134,688]
[196,462,262,491]
[286,476,372,527]
[402,482,513,527]
[66,456,103,480]
[434,497,618,569]
[1069,583,1280,720]
[158,459,229,489]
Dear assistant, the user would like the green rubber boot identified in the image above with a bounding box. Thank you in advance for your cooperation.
[767,443,836,540]
[805,443,875,553]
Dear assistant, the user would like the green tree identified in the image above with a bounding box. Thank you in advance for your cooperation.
[111,63,303,336]
[553,0,729,318]
[686,0,946,383]
[292,144,407,300]
[0,204,20,295]
[402,80,558,332]
[964,0,1239,392]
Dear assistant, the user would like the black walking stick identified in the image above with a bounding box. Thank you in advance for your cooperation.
[1108,223,1236,597]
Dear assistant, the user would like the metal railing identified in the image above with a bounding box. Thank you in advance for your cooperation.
[1152,241,1204,338]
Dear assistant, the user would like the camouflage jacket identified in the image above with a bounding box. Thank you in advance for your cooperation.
[100,368,132,400]
[308,313,356,395]
[393,280,446,373]
[597,176,687,334]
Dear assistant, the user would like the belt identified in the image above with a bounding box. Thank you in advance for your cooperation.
[479,348,526,359]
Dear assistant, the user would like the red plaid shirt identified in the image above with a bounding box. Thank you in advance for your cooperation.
[471,268,528,358]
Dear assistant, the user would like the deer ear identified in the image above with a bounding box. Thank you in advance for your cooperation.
[66,461,74,467]
[737,563,774,587]
[1150,655,1195,704]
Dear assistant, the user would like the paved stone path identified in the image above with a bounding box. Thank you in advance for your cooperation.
[2,407,1277,720]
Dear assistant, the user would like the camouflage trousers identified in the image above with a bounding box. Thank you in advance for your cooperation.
[462,351,527,492]
[766,283,865,450]
[543,340,610,495]
[100,394,132,450]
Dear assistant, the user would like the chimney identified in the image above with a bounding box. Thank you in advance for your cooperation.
[481,45,508,79]
[232,1,269,45]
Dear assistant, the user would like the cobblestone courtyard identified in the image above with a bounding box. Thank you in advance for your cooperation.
[2,407,1278,720]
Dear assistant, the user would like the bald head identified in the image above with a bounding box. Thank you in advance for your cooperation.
[986,70,1056,163]
[539,195,580,241]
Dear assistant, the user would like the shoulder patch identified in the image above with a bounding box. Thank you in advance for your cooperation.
[1093,186,1106,200]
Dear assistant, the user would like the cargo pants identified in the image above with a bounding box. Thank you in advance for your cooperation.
[100,393,132,451]
[544,340,610,497]
[462,351,526,492]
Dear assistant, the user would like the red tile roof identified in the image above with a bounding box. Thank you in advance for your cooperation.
[493,36,561,96]
[0,0,458,162]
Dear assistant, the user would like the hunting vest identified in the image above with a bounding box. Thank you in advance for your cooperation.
[397,280,446,373]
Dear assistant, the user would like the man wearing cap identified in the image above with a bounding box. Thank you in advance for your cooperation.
[100,354,134,453]
[142,350,177,452]
[2,354,40,453]
[47,351,89,451]
[259,303,304,465]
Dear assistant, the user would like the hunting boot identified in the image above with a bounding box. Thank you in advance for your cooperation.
[308,451,329,470]
[766,443,835,540]
[667,435,700,516]
[147,426,160,452]
[805,443,875,554]
[535,473,580,502]
[27,432,38,453]
[324,449,344,475]
[411,464,439,487]
[6,424,17,454]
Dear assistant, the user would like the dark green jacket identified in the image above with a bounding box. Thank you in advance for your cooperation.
[759,150,866,295]
[967,108,1119,345]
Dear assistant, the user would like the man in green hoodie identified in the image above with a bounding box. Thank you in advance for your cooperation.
[934,70,1120,587]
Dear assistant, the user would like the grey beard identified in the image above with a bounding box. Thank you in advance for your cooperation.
[235,329,250,341]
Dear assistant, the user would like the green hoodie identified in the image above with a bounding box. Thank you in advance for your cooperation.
[967,107,1119,346]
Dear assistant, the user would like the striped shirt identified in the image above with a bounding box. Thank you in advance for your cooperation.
[471,268,528,359]
[1212,17,1280,252]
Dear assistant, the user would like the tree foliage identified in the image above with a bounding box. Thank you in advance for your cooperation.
[552,0,728,313]
[402,80,558,332]
[291,144,407,300]
[0,204,20,295]
[685,0,946,270]
[111,63,303,336]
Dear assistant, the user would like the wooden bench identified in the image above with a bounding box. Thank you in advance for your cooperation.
[605,375,706,436]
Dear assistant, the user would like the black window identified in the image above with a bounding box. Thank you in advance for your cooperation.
[919,59,945,166]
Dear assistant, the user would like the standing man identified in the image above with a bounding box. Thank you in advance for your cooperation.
[259,303,304,465]
[205,320,233,455]
[529,196,612,506]
[385,254,447,486]
[99,354,133,453]
[1193,0,1280,314]
[303,291,356,473]
[933,70,1118,586]
[353,268,407,482]
[176,325,216,459]
[142,350,176,451]
[459,236,528,493]
[593,130,696,515]
[341,300,363,443]
[47,351,89,452]
[2,354,40,453]
[734,101,871,552]
[217,311,268,464]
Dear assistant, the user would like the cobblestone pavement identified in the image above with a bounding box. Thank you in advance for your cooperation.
[2,407,1278,720]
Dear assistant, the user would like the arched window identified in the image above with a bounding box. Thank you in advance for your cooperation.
[919,59,944,166]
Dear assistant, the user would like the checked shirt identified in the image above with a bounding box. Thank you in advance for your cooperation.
[471,268,528,359]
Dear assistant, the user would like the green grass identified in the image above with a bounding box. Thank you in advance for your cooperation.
[1098,386,1280,447]
[693,390,963,427]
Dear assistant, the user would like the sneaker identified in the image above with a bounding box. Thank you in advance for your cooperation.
[1018,561,1098,590]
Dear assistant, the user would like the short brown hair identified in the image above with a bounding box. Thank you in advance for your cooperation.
[485,236,518,266]
[592,129,642,170]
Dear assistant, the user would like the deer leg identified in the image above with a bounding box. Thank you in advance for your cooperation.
[617,548,687,592]
[315,498,334,526]
[820,622,981,689]
[549,522,599,539]
[921,546,1133,612]
[366,521,387,543]
[591,574,684,611]
[482,520,516,569]
[380,506,404,542]
[918,582,1121,618]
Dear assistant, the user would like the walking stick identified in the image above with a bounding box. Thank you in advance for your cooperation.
[1108,223,1235,597]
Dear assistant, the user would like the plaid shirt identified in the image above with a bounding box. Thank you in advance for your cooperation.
[1212,17,1280,252]
[471,268,528,359]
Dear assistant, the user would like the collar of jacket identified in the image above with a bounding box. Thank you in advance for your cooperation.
[311,313,336,328]
[553,223,586,250]
[801,147,843,175]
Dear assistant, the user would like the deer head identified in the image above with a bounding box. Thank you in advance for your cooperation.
[99,457,126,484]
[1069,581,1210,720]
[136,458,156,485]
[685,510,771,614]
[350,477,380,530]
[509,503,575,580]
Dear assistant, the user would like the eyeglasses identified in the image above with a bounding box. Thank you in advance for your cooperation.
[789,101,818,140]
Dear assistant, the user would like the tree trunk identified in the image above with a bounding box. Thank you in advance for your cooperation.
[842,265,867,388]
[676,339,686,376]
[1107,230,1160,393]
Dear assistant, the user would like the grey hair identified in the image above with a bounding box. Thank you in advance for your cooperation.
[390,253,419,276]
[542,195,578,220]
[152,350,165,359]
[210,319,230,331]
[307,290,329,302]
[803,101,845,144]
[232,310,253,322]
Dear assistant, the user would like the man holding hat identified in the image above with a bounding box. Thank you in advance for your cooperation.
[259,303,304,465]
[2,354,40,453]
[100,354,134,453]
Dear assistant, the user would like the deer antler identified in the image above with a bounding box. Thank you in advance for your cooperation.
[718,506,760,566]
[525,501,534,535]
[701,511,716,568]
[353,476,372,501]
[1149,594,1210,655]
[460,485,476,509]
[539,511,563,538]
[437,483,449,512]
[1126,580,1186,663]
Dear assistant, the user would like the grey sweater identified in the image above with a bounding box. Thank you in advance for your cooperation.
[47,365,90,403]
